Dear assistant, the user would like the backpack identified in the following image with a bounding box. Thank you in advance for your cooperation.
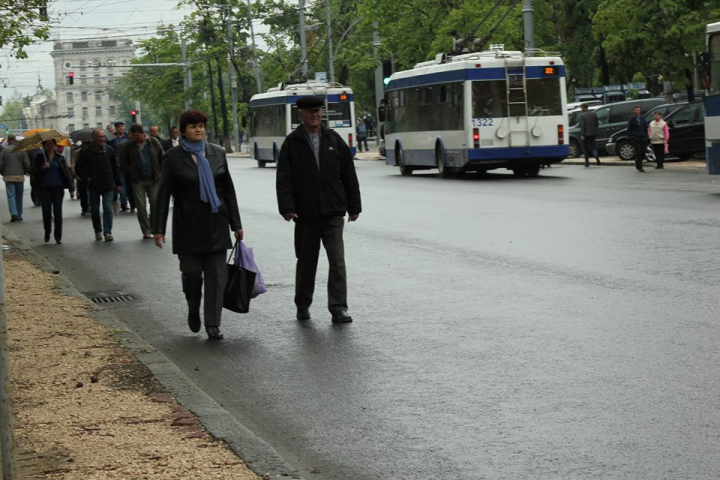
[357,124,367,138]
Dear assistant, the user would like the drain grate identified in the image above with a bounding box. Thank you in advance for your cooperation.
[84,291,136,304]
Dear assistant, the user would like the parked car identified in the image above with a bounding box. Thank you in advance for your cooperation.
[567,100,603,111]
[567,97,666,158]
[605,101,705,161]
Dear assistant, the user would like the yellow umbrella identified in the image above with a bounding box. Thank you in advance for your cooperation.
[21,128,72,147]
[15,129,71,152]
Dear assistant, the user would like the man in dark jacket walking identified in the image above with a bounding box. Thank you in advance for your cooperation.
[628,105,649,172]
[276,96,362,324]
[579,103,601,167]
[119,124,165,239]
[76,129,122,241]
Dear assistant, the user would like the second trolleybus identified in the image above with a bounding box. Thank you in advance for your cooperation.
[248,81,357,167]
[381,45,569,177]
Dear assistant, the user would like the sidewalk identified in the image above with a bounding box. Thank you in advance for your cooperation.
[1,240,270,479]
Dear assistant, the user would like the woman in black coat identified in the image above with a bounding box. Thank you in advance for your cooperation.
[31,139,75,244]
[153,109,243,340]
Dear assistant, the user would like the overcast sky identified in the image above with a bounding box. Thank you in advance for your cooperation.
[0,0,273,99]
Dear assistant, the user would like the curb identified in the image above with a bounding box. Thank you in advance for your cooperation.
[1,225,304,480]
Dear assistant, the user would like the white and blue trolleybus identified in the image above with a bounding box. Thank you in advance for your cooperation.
[249,81,357,167]
[705,22,720,174]
[382,45,569,177]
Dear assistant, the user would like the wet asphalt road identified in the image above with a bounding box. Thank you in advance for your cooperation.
[5,159,720,479]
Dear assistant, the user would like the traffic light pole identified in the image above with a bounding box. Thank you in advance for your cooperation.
[227,13,240,153]
[372,25,383,122]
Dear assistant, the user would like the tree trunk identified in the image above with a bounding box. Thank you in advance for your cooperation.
[207,60,220,144]
[598,44,610,86]
[216,59,231,151]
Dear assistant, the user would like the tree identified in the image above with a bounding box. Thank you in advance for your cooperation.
[0,94,29,132]
[0,1,52,60]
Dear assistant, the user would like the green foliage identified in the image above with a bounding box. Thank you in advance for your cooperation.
[0,0,51,60]
[0,95,29,132]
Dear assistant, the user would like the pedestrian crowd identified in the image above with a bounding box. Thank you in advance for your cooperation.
[0,98,362,340]
[579,102,670,171]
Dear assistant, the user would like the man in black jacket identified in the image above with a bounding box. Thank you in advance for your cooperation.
[76,129,122,241]
[119,124,165,239]
[276,96,362,324]
[628,105,649,172]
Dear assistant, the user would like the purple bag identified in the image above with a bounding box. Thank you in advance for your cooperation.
[235,240,267,298]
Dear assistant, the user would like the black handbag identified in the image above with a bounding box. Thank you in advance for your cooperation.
[223,241,256,313]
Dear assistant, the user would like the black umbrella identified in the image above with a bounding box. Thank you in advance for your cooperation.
[70,127,116,143]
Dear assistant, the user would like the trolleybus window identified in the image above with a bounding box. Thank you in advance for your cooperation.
[385,83,462,134]
[526,78,563,116]
[710,33,720,93]
[472,81,508,118]
[251,104,286,137]
[291,102,352,129]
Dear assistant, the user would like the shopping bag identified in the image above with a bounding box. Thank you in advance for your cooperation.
[223,242,256,314]
[238,241,267,298]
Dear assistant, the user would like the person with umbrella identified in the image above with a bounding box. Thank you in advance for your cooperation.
[23,131,76,244]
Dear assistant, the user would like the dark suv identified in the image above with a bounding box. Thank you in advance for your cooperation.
[605,101,705,161]
[567,97,666,157]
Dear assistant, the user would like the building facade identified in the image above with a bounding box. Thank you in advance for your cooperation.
[50,37,135,134]
[22,83,58,131]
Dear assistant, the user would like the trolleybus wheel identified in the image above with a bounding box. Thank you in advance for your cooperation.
[436,146,452,179]
[396,147,413,176]
[258,161,267,168]
[525,165,541,177]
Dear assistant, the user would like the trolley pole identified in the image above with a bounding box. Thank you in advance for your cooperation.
[227,14,240,152]
[246,0,262,93]
[523,0,535,55]
[326,0,335,83]
[181,38,190,111]
[0,251,18,479]
[299,0,308,78]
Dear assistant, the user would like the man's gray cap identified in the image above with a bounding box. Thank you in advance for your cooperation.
[296,96,324,110]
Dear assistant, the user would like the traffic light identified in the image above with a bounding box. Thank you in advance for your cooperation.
[130,110,137,123]
[68,72,74,85]
[382,60,392,85]
[0,96,3,107]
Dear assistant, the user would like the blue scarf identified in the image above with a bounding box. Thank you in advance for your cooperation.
[180,139,221,213]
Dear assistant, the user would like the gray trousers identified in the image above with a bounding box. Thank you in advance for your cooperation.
[132,179,159,236]
[294,216,347,313]
[178,251,227,327]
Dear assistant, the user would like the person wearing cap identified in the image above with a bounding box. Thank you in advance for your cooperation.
[108,121,135,212]
[276,95,362,324]
[0,133,30,222]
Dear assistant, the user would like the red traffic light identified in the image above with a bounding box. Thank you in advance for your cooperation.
[68,72,74,78]
[68,72,74,85]
[130,110,137,115]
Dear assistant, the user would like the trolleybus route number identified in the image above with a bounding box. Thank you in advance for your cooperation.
[471,118,494,127]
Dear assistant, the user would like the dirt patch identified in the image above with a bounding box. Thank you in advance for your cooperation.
[4,252,263,479]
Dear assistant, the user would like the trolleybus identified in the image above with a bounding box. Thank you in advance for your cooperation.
[248,81,357,167]
[706,22,720,174]
[381,45,569,177]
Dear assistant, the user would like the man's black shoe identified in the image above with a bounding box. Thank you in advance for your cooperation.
[10,216,17,222]
[331,311,353,324]
[297,308,311,321]
[188,312,201,333]
[206,326,224,340]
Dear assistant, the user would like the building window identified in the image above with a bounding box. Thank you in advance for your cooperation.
[83,123,89,128]
[67,123,75,133]
[81,91,88,101]
[107,58,114,68]
[122,60,128,66]
[109,106,116,115]
[107,74,114,84]
[94,75,100,84]
[80,75,87,85]
[96,106,102,116]
[79,60,86,71]
[97,123,103,128]
[95,92,101,101]
[82,107,88,118]
[66,92,73,103]
[67,107,74,117]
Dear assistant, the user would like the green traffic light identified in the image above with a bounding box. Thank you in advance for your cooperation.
[383,77,390,85]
